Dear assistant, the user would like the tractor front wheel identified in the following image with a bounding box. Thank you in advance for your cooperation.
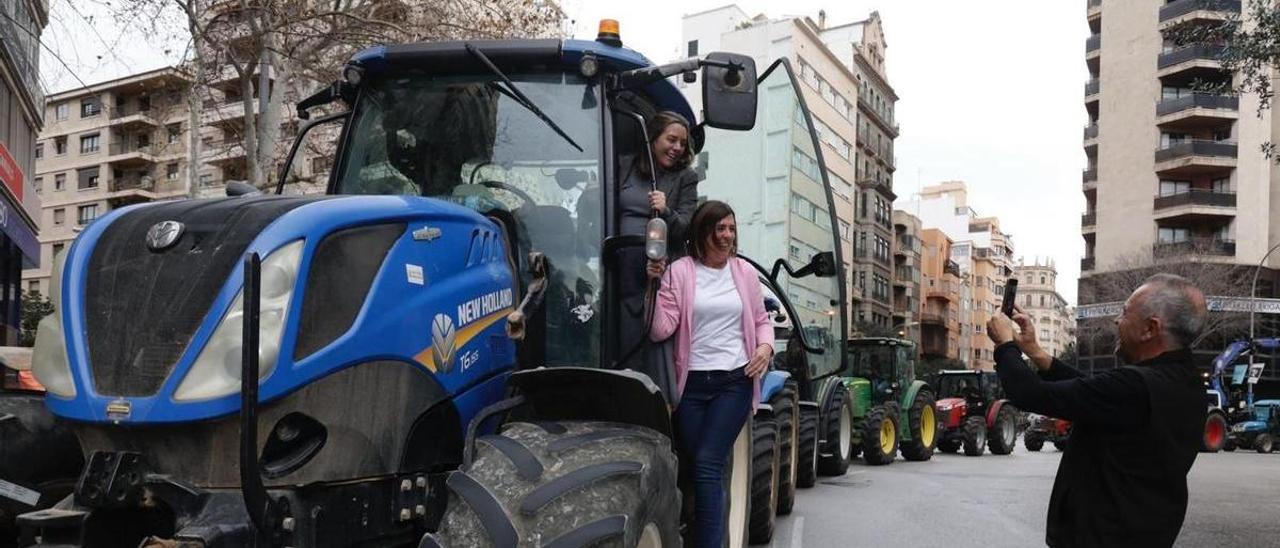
[424,421,680,548]
[1255,433,1274,454]
[747,416,779,544]
[961,416,986,457]
[795,405,819,488]
[860,406,899,466]
[769,381,799,514]
[988,405,1018,455]
[1223,439,1236,452]
[1202,413,1227,453]
[1024,434,1044,452]
[900,390,937,462]
[816,387,853,476]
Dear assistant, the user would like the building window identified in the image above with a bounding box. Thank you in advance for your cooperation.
[55,103,69,121]
[1159,180,1190,196]
[687,40,698,57]
[52,243,65,259]
[1041,295,1046,306]
[1024,294,1032,306]
[1157,227,1189,243]
[54,137,67,155]
[80,98,101,118]
[167,123,182,144]
[166,163,180,180]
[80,134,100,154]
[54,173,66,191]
[53,208,65,225]
[199,174,214,187]
[77,204,99,225]
[27,281,39,294]
[34,143,43,160]
[33,177,42,194]
[77,167,100,190]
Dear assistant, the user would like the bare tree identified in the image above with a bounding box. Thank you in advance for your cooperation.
[97,0,565,190]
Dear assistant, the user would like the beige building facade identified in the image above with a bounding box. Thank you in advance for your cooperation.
[1014,259,1076,359]
[23,68,193,295]
[893,210,922,342]
[919,228,964,362]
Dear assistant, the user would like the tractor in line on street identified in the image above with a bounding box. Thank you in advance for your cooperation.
[842,337,937,465]
[930,370,1019,456]
[1203,338,1278,453]
[12,22,864,548]
[1023,413,1070,452]
[1225,399,1280,454]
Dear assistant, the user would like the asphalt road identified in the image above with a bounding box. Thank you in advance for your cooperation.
[765,446,1280,547]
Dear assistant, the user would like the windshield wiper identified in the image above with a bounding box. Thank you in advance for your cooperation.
[465,43,584,153]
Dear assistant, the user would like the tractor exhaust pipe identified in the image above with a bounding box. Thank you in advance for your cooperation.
[240,252,279,542]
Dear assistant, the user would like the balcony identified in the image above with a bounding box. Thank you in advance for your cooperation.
[927,280,956,301]
[108,106,161,130]
[1087,0,1102,22]
[1081,212,1096,227]
[944,260,962,278]
[1154,140,1237,177]
[1083,124,1098,141]
[0,4,45,114]
[1081,257,1095,271]
[1084,79,1100,104]
[921,311,947,326]
[1152,189,1236,221]
[1157,45,1226,80]
[1159,0,1240,27]
[1085,34,1101,55]
[107,142,158,167]
[1153,238,1236,258]
[1156,93,1238,129]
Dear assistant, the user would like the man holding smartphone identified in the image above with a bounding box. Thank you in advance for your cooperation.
[986,273,1207,547]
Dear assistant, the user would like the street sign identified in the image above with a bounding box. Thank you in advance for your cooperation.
[0,143,23,203]
[1077,297,1280,319]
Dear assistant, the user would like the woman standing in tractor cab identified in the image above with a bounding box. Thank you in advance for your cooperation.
[648,200,775,547]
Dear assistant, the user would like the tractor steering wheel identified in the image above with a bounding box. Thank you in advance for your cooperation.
[479,180,536,207]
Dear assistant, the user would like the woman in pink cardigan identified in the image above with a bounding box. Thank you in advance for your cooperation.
[647,200,774,548]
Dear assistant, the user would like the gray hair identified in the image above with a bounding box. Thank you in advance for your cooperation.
[1138,273,1208,348]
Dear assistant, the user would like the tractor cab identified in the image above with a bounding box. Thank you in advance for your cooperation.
[935,370,1001,412]
[931,370,1018,456]
[847,337,916,406]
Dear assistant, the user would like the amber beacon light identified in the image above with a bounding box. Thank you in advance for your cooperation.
[597,19,622,47]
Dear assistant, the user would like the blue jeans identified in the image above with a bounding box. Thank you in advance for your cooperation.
[675,366,754,548]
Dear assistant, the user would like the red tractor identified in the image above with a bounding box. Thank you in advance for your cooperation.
[1024,413,1071,451]
[930,371,1019,456]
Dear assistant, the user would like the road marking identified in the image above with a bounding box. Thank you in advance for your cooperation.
[790,516,804,548]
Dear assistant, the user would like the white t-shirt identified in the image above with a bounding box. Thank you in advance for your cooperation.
[689,262,749,371]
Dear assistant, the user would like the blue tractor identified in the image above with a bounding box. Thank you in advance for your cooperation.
[1204,338,1279,452]
[16,25,852,548]
[1227,399,1280,453]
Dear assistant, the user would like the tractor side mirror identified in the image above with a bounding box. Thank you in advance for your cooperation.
[702,52,757,131]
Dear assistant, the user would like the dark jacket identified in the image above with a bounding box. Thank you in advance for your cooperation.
[993,343,1204,548]
[617,154,699,256]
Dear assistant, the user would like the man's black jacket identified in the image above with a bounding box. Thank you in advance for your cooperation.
[993,343,1204,548]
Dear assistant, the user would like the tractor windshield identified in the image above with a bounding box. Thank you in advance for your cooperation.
[336,70,604,364]
[849,344,895,381]
[1256,404,1276,421]
[936,374,979,399]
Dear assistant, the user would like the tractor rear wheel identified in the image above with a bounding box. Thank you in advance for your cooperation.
[816,386,853,476]
[1202,413,1227,453]
[900,390,937,462]
[747,416,779,544]
[1255,433,1274,454]
[424,421,679,548]
[795,405,819,488]
[769,381,799,514]
[988,405,1018,455]
[1024,434,1044,452]
[937,439,960,453]
[961,416,986,457]
[860,406,899,465]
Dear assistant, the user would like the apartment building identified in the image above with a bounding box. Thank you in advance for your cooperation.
[901,182,1016,370]
[0,0,47,342]
[681,6,899,333]
[23,68,193,295]
[1079,0,1280,375]
[1013,259,1076,359]
[892,210,922,342]
[919,228,964,362]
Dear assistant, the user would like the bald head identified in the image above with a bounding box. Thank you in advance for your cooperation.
[1134,273,1208,350]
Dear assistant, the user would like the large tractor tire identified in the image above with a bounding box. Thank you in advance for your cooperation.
[859,406,898,466]
[768,381,799,514]
[1024,434,1044,452]
[1255,434,1274,454]
[937,438,960,454]
[900,390,937,462]
[1202,413,1227,453]
[747,416,779,544]
[988,405,1018,456]
[425,421,679,548]
[795,405,819,488]
[961,416,986,457]
[1223,439,1236,452]
[816,386,854,476]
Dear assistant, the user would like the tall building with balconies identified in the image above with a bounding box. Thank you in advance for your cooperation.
[1014,259,1076,359]
[0,0,48,342]
[1078,0,1279,372]
[920,228,964,363]
[892,210,922,341]
[22,68,193,295]
[681,6,899,333]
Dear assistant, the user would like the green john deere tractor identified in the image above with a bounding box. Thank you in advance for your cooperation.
[844,338,937,465]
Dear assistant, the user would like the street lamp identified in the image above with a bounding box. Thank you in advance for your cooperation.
[894,320,919,339]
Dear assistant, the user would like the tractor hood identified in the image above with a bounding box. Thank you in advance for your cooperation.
[36,195,516,423]
[1232,420,1266,433]
[935,397,966,412]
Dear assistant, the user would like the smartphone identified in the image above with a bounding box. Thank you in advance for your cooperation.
[1001,278,1019,317]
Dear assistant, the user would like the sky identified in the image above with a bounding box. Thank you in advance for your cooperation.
[38,0,1090,303]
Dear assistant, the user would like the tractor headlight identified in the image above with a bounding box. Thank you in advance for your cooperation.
[174,241,304,401]
[32,247,74,397]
